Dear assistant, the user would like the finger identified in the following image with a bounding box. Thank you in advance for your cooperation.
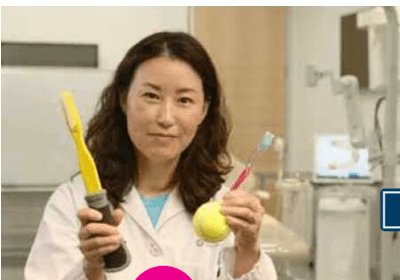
[223,193,249,206]
[226,215,258,234]
[112,208,125,226]
[223,188,254,202]
[80,234,122,254]
[251,198,264,214]
[84,243,123,261]
[79,222,120,241]
[223,188,247,200]
[223,194,263,214]
[221,206,259,225]
[78,208,103,225]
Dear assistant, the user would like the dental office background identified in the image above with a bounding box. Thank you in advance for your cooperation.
[2,6,400,280]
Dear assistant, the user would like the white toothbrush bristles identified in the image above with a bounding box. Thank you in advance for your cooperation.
[259,131,276,151]
[246,131,276,168]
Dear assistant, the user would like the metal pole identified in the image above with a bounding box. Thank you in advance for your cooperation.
[380,6,398,280]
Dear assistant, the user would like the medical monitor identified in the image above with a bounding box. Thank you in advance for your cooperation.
[312,133,374,184]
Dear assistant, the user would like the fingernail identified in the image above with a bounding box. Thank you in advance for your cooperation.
[95,212,103,221]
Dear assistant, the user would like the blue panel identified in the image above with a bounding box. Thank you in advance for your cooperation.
[380,189,400,231]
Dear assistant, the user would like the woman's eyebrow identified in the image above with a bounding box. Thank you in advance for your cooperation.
[141,82,161,91]
[176,87,199,94]
[141,82,199,94]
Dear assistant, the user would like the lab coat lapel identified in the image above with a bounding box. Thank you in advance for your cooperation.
[156,187,186,229]
[121,186,154,234]
[121,186,186,234]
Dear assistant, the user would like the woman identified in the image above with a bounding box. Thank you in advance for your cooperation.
[25,31,277,280]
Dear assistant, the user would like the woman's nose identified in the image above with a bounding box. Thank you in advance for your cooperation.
[156,101,175,128]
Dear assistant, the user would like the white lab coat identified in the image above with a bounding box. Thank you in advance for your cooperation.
[25,175,277,280]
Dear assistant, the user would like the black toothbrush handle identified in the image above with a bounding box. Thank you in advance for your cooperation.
[85,190,130,272]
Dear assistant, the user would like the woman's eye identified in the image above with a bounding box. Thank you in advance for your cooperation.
[144,92,159,99]
[179,97,194,104]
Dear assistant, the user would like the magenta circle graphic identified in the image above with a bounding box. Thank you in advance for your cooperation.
[136,266,192,280]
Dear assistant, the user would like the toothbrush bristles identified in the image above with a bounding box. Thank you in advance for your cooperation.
[259,131,276,150]
[245,131,276,168]
[231,130,277,191]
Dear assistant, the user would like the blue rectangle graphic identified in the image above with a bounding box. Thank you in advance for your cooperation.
[381,189,400,231]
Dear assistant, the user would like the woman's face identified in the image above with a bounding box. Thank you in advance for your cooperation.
[122,56,207,164]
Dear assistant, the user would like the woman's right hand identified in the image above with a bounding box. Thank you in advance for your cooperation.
[77,207,125,279]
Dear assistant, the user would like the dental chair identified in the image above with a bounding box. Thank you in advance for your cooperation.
[225,156,312,279]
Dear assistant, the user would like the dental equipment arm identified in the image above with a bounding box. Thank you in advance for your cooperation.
[330,75,366,149]
[305,66,366,149]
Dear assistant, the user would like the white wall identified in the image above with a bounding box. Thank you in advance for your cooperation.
[1,6,189,70]
[285,6,400,181]
[1,7,189,185]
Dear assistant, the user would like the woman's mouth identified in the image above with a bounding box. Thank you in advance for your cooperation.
[149,133,177,138]
[149,133,178,144]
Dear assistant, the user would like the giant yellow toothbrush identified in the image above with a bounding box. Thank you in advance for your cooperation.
[59,90,130,272]
[59,91,102,195]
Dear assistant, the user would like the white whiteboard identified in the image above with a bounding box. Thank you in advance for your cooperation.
[1,68,114,185]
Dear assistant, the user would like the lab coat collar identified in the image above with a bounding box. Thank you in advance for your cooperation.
[121,185,186,234]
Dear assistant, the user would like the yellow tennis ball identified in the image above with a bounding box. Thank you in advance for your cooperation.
[193,201,231,243]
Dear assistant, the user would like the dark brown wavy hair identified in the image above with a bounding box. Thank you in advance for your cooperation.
[84,31,232,214]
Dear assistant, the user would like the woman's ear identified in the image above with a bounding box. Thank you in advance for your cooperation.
[199,101,209,125]
[120,94,127,114]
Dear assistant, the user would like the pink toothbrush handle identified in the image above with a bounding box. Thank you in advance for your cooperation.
[230,168,252,191]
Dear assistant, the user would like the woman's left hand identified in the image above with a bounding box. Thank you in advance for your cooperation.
[221,188,264,254]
